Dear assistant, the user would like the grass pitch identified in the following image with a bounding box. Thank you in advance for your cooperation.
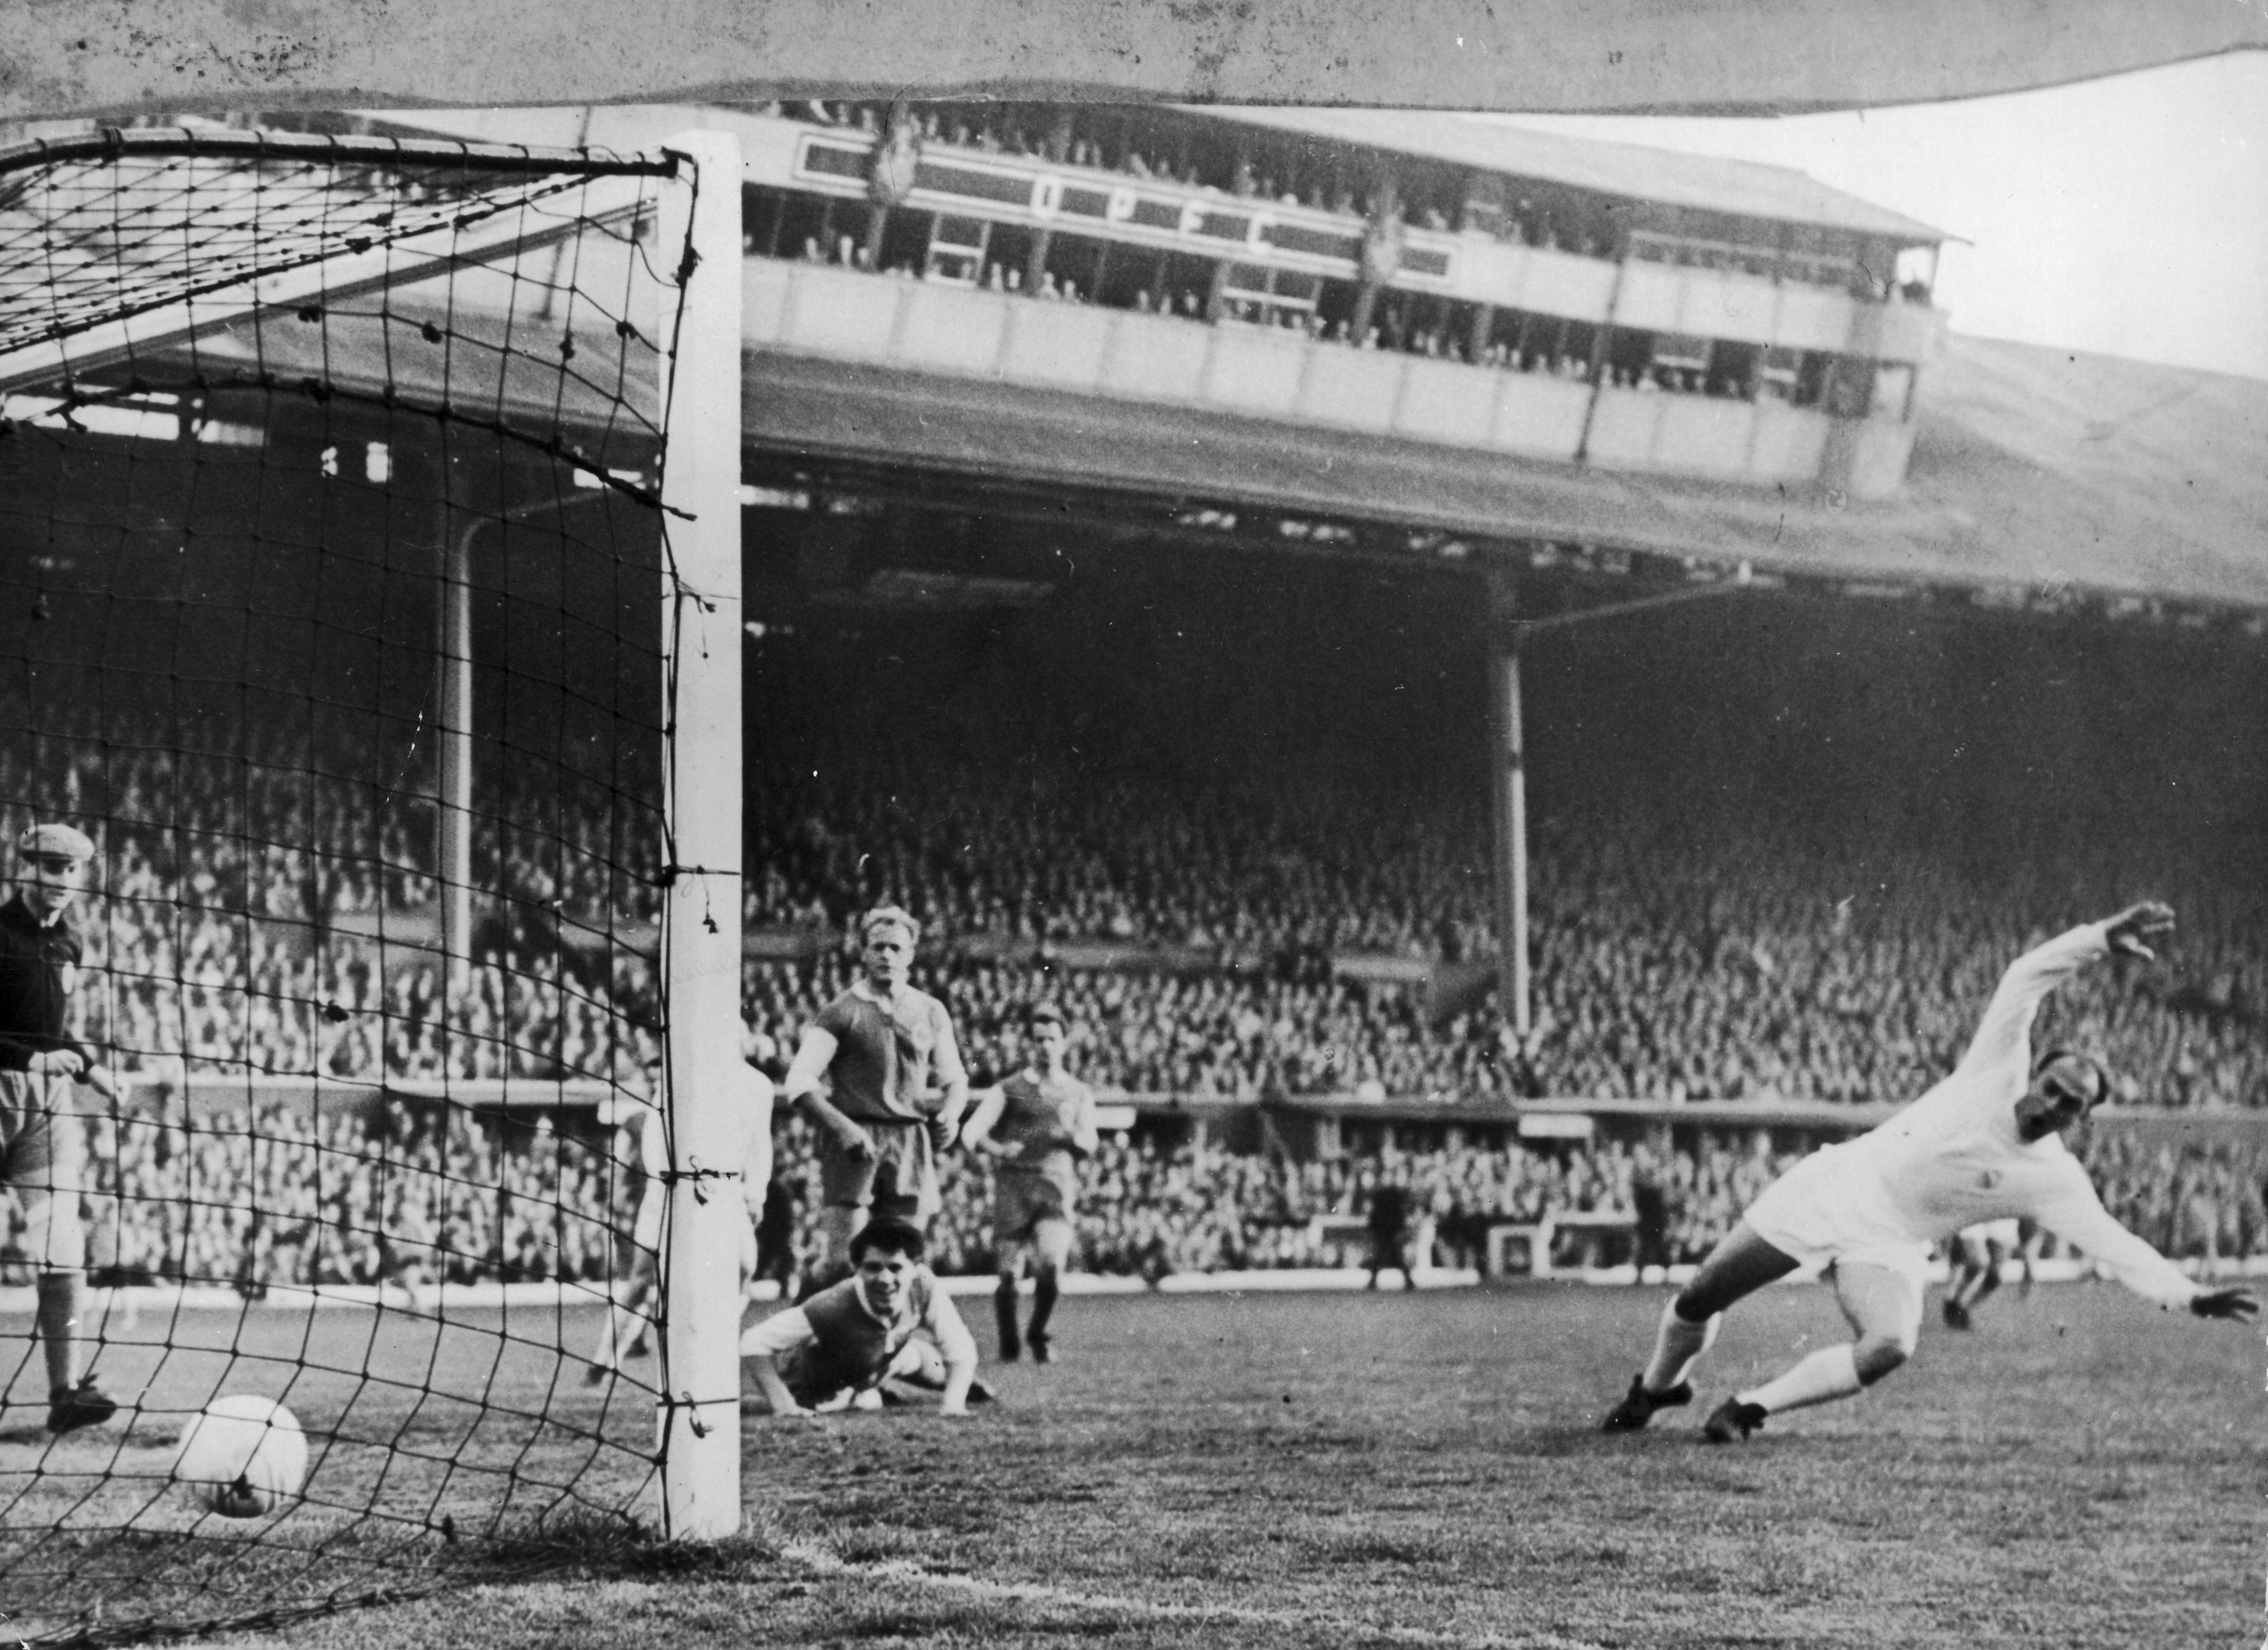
[12,1279,2261,1648]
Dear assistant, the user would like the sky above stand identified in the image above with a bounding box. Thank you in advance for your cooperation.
[1496,53,2268,382]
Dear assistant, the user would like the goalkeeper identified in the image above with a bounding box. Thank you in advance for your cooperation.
[0,824,122,1434]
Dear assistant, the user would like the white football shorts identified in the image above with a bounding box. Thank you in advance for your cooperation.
[1742,1144,1934,1289]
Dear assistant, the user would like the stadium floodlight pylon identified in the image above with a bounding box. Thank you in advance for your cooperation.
[0,122,743,1641]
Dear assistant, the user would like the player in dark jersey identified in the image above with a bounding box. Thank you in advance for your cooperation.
[782,907,968,1287]
[0,824,123,1433]
[1363,1179,1417,1291]
[739,1217,987,1415]
[960,1001,1099,1363]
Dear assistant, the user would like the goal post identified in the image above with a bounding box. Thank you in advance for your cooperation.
[0,119,746,1642]
[654,126,745,1543]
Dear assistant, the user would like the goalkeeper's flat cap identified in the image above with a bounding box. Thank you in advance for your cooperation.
[17,823,93,863]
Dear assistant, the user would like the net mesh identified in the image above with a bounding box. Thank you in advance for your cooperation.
[0,127,699,1645]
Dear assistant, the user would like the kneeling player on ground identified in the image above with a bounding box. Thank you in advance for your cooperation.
[960,1001,1098,1363]
[1600,903,2255,1442]
[741,1217,989,1416]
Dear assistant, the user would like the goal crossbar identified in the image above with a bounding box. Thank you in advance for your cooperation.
[0,127,675,393]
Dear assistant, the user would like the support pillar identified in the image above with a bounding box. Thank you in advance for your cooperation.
[436,454,474,1006]
[1486,574,1531,1039]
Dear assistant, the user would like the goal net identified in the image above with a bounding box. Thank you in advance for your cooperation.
[0,124,745,1643]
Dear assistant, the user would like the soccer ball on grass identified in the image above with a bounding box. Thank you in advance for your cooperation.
[171,1395,307,1519]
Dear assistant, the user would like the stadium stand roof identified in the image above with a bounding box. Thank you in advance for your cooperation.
[1187,108,1950,244]
[738,333,2268,616]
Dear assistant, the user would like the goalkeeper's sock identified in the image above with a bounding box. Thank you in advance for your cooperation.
[36,1272,85,1393]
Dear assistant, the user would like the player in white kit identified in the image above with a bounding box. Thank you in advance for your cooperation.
[587,1033,774,1381]
[1601,903,2256,1441]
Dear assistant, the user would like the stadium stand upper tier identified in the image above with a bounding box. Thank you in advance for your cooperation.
[209,100,2268,620]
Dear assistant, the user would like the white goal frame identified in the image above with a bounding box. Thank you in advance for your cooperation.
[652,127,746,1542]
[0,122,748,1542]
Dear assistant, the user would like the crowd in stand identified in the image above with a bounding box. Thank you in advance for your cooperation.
[27,1097,632,1292]
[4,721,2263,1117]
[773,99,1897,305]
[3,585,2265,1289]
[19,1095,2262,1292]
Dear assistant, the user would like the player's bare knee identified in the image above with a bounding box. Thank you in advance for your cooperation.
[1853,1330,1913,1384]
[20,1196,86,1273]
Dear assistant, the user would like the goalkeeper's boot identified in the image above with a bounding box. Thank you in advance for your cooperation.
[1599,1374,1689,1433]
[1026,1329,1053,1365]
[1702,1397,1768,1444]
[1941,1297,1972,1330]
[47,1377,119,1435]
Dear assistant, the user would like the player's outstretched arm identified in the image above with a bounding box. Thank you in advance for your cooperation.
[785,1025,876,1162]
[2102,901,2176,961]
[1961,904,2172,1076]
[2035,1170,2219,1315]
[1065,1090,1102,1159]
[741,1307,824,1419]
[926,1291,981,1416]
[928,1014,972,1148]
[745,1354,814,1419]
[2188,1287,2258,1321]
[958,1085,1008,1155]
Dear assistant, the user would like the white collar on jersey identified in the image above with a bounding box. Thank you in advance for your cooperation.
[849,978,915,1013]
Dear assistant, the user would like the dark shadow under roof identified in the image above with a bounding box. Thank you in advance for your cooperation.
[741,332,2268,614]
[161,302,2265,614]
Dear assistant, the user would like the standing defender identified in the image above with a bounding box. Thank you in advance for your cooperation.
[960,1001,1099,1363]
[1601,903,2255,1442]
[782,907,968,1287]
[1,824,122,1433]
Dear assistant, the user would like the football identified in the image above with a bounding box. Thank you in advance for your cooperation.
[171,1395,308,1519]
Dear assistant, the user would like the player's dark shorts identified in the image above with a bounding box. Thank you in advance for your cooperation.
[0,1069,81,1194]
[773,1344,853,1408]
[993,1167,1075,1243]
[816,1118,939,1219]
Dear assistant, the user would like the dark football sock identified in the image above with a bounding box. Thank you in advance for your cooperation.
[994,1280,1022,1359]
[1028,1269,1059,1341]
